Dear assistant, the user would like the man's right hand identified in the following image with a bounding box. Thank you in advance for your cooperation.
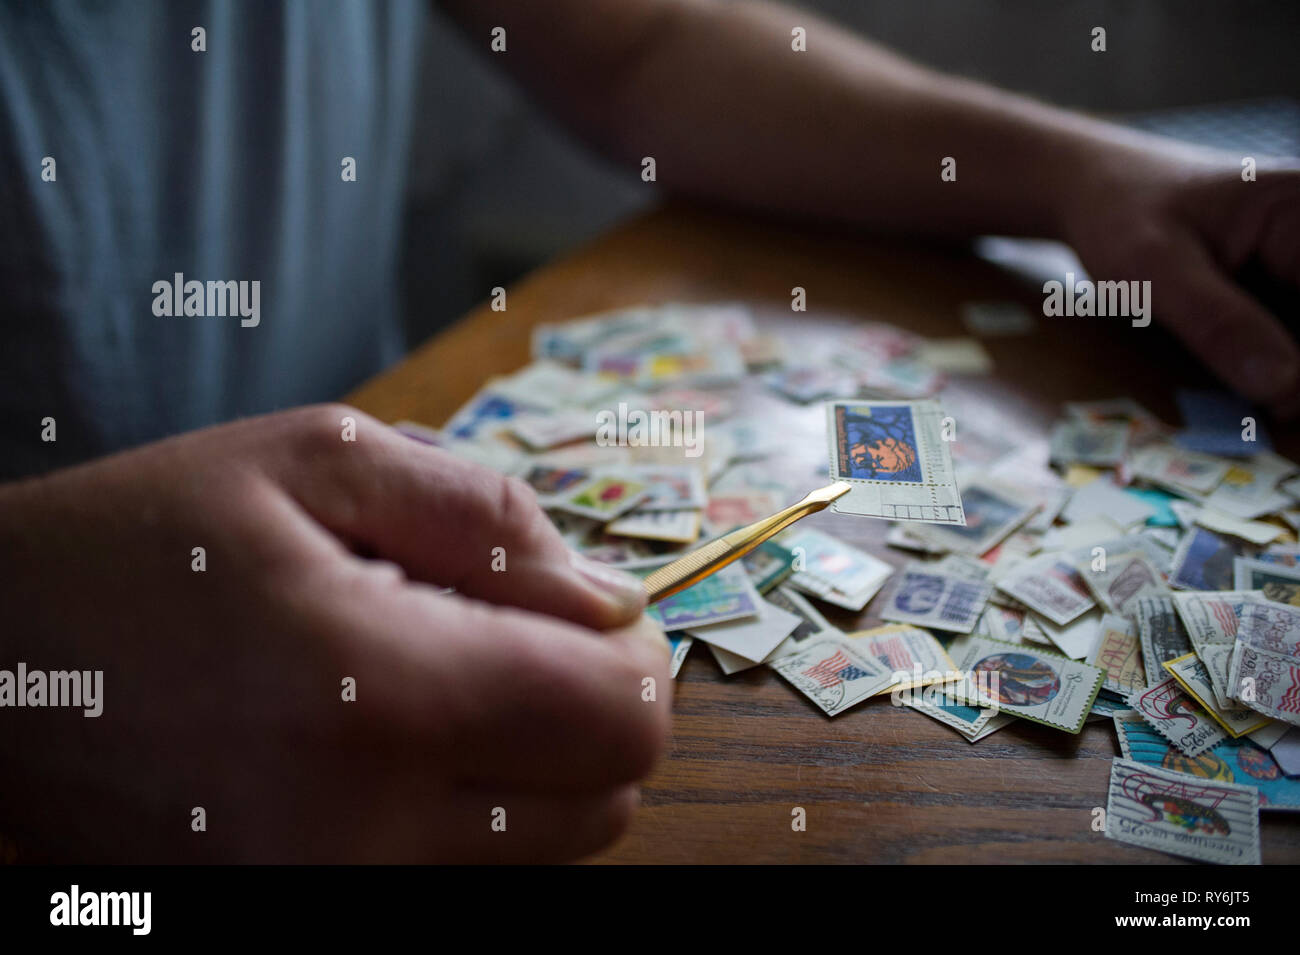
[0,405,671,862]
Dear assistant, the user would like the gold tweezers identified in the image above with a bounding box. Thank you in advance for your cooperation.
[642,481,852,604]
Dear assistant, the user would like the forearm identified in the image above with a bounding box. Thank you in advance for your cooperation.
[439,0,1207,239]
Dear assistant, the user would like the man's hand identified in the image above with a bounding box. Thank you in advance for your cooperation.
[0,405,671,862]
[1063,151,1300,415]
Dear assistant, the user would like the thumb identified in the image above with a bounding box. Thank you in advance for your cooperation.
[281,408,648,630]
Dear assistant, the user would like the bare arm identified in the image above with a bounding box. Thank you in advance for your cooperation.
[437,0,1188,237]
[437,0,1300,412]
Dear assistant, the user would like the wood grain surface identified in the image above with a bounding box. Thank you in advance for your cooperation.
[347,203,1300,863]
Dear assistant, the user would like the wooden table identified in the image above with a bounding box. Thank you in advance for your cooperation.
[348,203,1300,864]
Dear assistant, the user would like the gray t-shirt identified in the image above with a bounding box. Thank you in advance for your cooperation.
[0,1,422,479]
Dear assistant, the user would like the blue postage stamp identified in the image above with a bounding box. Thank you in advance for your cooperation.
[833,403,924,483]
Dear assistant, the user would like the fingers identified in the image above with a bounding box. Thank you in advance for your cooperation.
[277,406,647,630]
[415,598,674,792]
[1146,229,1300,409]
[1253,193,1300,286]
[311,566,672,794]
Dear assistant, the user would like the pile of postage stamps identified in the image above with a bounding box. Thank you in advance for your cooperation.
[398,302,1300,865]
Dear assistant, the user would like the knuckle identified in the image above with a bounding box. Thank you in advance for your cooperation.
[290,403,366,454]
[497,473,541,526]
[459,469,550,551]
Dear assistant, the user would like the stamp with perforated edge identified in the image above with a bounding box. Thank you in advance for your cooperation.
[1106,757,1260,864]
[825,399,965,525]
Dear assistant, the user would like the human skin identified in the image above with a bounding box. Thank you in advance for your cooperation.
[0,406,671,862]
[440,0,1300,414]
[5,0,1297,865]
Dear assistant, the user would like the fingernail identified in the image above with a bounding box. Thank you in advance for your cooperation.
[569,551,647,616]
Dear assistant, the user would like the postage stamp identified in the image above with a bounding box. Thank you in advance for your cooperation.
[1233,557,1300,606]
[551,474,650,521]
[945,634,1103,733]
[1205,453,1297,519]
[1229,642,1300,728]
[756,586,841,666]
[783,527,894,611]
[1048,419,1128,467]
[509,410,596,450]
[782,528,887,595]
[1171,590,1266,656]
[1079,550,1168,615]
[905,679,1012,742]
[769,636,897,717]
[523,464,592,498]
[977,604,1030,642]
[646,562,761,631]
[849,623,959,694]
[704,490,782,533]
[824,400,965,524]
[1133,595,1194,687]
[1169,527,1252,592]
[1105,757,1261,864]
[1235,599,1300,655]
[1199,643,1237,711]
[880,566,993,634]
[996,555,1096,626]
[741,539,798,594]
[1130,444,1232,496]
[445,389,540,441]
[605,508,700,543]
[1088,615,1146,696]
[904,482,1037,556]
[667,634,693,679]
[628,465,708,511]
[1163,653,1271,737]
[1033,608,1102,660]
[686,596,802,664]
[1113,711,1300,813]
[766,586,837,643]
[1127,676,1228,757]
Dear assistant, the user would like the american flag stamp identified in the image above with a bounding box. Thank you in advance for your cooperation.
[1172,590,1265,658]
[769,636,896,717]
[849,623,958,695]
[1229,641,1300,728]
[1105,757,1260,864]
